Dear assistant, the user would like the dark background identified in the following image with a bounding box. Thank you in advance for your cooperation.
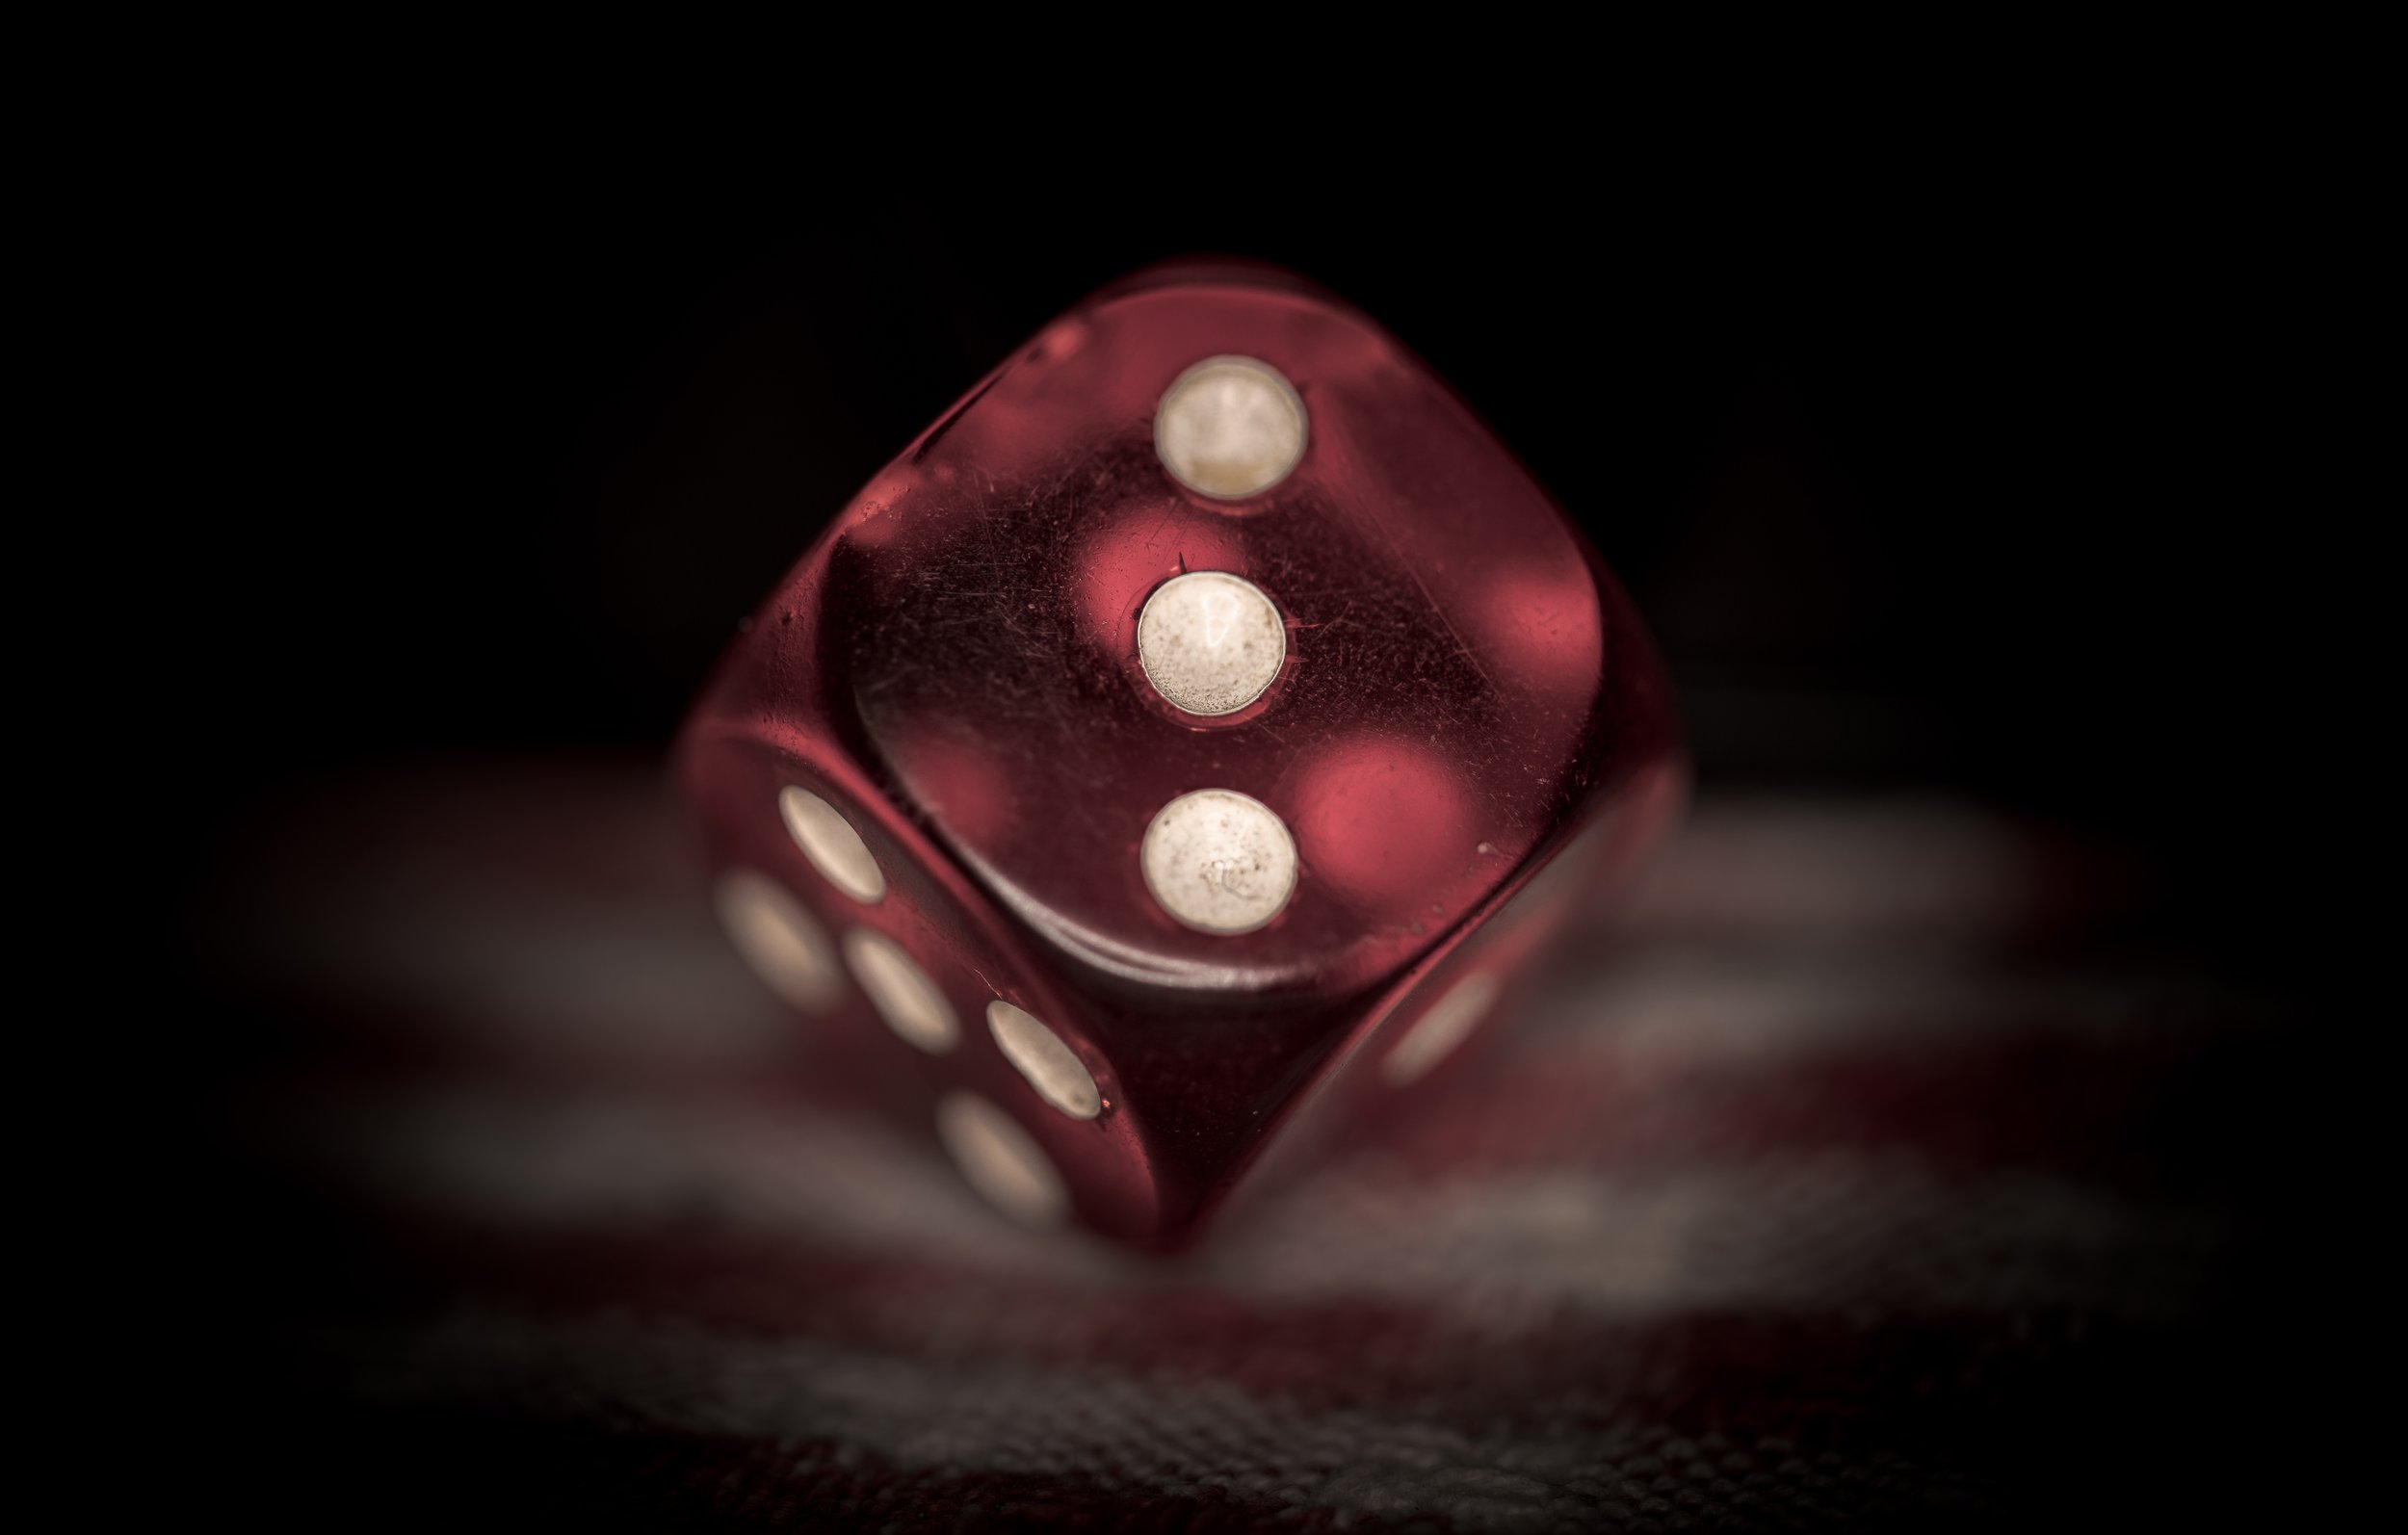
[172,157,2316,970]
[143,145,2341,1524]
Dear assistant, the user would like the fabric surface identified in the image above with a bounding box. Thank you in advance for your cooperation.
[176,760,2296,1530]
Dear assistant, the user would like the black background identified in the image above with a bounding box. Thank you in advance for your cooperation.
[172,154,2315,971]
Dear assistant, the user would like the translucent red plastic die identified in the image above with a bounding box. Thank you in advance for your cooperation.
[677,262,1682,1246]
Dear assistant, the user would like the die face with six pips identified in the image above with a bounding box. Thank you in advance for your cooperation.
[676,261,1684,1246]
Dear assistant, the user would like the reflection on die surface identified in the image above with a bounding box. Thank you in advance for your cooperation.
[675,261,1684,1246]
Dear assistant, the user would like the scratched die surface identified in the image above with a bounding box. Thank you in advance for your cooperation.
[675,261,1683,1245]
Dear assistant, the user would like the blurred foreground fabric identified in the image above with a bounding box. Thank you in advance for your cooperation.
[176,760,2293,1530]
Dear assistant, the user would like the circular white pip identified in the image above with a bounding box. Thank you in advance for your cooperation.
[936,1091,1069,1227]
[715,870,843,1012]
[1139,788,1297,935]
[779,785,886,904]
[1138,571,1286,716]
[842,927,958,1053]
[1153,355,1307,499]
[986,1001,1101,1120]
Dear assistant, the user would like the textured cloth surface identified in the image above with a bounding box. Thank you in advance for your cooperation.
[179,762,2296,1530]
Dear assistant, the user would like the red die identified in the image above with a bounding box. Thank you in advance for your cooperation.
[676,261,1683,1246]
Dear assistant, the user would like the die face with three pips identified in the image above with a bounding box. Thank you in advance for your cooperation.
[676,262,1683,1247]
